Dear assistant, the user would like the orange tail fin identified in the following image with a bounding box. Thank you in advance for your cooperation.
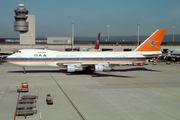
[134,29,166,52]
[94,33,100,49]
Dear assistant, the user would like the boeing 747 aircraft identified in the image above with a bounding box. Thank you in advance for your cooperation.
[5,29,166,73]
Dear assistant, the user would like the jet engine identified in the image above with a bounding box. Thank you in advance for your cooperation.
[67,64,83,72]
[94,64,111,72]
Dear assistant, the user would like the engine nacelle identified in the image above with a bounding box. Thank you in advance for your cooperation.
[95,65,104,72]
[67,65,83,72]
[67,65,75,72]
[94,64,111,72]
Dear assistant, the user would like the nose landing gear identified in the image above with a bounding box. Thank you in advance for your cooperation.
[23,67,26,74]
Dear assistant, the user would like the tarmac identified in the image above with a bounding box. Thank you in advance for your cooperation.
[0,62,180,120]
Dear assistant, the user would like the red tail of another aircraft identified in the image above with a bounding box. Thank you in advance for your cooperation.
[94,33,100,49]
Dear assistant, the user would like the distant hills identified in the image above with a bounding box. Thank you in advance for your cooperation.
[2,34,179,42]
[75,35,180,42]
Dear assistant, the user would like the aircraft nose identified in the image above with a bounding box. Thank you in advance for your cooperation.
[4,56,9,62]
[4,57,8,62]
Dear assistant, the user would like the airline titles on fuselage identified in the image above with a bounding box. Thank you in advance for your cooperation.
[34,54,77,57]
[33,54,129,58]
[34,54,47,57]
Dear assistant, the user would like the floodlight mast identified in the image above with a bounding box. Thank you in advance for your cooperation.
[107,25,110,41]
[137,23,140,47]
[172,26,175,42]
[71,21,75,51]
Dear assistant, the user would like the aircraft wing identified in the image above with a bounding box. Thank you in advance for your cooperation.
[56,61,135,72]
[57,62,81,66]
[57,61,134,66]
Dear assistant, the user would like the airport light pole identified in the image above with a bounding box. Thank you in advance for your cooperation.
[137,23,140,47]
[107,25,110,41]
[71,21,75,51]
[172,26,175,42]
[46,29,47,38]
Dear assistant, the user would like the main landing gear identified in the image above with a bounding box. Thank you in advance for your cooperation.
[22,67,26,74]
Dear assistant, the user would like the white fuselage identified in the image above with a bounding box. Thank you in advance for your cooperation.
[5,49,161,68]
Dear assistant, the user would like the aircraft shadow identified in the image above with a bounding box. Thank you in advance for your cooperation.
[111,67,161,72]
[6,67,160,78]
[7,70,133,78]
[65,72,134,78]
[65,67,160,77]
[7,70,62,74]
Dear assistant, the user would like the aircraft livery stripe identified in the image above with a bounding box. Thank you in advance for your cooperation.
[5,60,145,62]
[6,57,146,60]
[5,57,147,62]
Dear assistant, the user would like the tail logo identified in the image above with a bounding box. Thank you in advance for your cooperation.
[135,29,166,52]
[149,40,158,48]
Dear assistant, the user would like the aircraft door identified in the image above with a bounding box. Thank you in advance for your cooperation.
[27,57,31,62]
[25,53,32,62]
[79,56,81,62]
[103,55,106,62]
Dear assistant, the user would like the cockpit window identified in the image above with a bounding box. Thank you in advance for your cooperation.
[15,51,21,53]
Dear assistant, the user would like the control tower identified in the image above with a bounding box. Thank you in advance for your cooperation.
[14,4,35,45]
[14,4,28,32]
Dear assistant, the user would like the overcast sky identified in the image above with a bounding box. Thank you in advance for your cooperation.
[0,0,180,38]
